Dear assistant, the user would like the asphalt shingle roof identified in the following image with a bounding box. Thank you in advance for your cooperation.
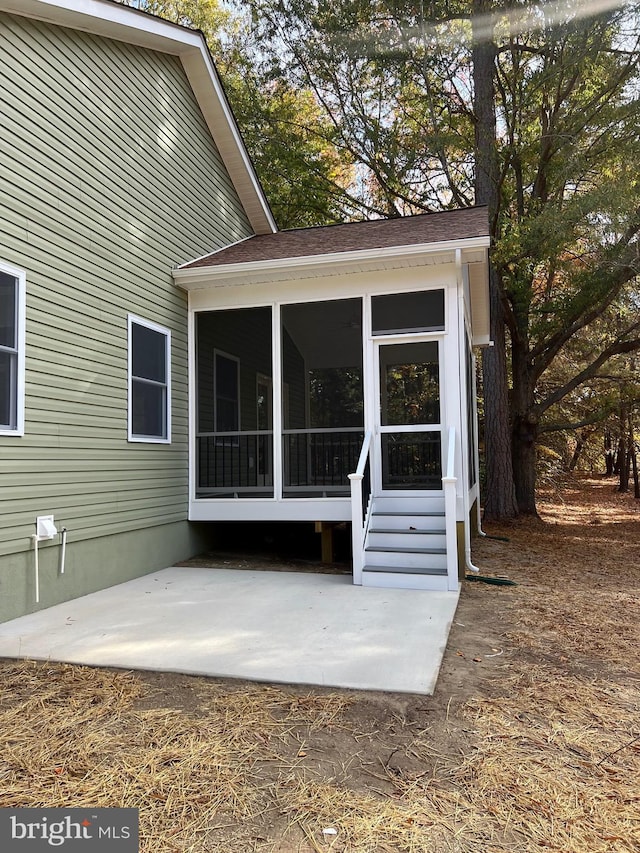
[181,206,489,269]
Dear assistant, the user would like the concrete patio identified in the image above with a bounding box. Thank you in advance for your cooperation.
[0,567,460,694]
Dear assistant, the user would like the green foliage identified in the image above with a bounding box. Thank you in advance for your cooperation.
[309,368,363,427]
[124,0,229,48]
[384,363,440,425]
[221,70,356,227]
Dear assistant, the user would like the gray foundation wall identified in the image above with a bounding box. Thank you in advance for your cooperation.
[0,522,211,624]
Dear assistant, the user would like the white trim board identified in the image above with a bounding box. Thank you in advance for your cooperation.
[0,260,26,436]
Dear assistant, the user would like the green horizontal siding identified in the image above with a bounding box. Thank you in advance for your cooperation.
[0,10,254,573]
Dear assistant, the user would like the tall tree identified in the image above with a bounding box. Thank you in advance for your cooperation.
[491,1,640,512]
[124,0,228,44]
[240,0,640,516]
[533,300,639,473]
[473,0,518,518]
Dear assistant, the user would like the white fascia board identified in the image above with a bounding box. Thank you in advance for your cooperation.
[173,236,491,291]
[180,51,276,235]
[0,0,201,51]
[2,0,276,236]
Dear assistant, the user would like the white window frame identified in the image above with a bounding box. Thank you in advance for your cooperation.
[0,261,26,437]
[128,314,171,444]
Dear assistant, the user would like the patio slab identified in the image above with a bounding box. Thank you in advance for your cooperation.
[0,567,459,694]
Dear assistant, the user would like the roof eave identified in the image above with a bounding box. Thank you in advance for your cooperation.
[173,236,491,291]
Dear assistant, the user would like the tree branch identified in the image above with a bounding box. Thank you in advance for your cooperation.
[535,335,640,417]
[529,220,640,379]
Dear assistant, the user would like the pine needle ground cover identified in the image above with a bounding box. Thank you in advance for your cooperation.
[0,475,638,852]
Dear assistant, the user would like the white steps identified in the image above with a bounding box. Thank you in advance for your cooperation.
[361,571,450,591]
[372,496,445,513]
[362,496,452,590]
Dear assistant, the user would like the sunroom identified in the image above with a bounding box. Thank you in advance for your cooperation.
[174,208,491,591]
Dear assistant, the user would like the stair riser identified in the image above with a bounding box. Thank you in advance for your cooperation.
[362,572,450,591]
[369,514,445,531]
[368,531,446,550]
[372,497,445,514]
[364,550,448,570]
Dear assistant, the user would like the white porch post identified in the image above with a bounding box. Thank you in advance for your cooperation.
[348,472,364,584]
[272,302,283,501]
[443,426,459,591]
[188,303,197,510]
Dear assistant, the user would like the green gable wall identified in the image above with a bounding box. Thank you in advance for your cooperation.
[0,11,254,620]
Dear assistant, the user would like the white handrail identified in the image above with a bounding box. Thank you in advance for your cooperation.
[348,431,373,585]
[353,430,373,477]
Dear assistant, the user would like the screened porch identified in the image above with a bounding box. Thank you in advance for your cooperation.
[194,290,445,501]
[196,298,364,499]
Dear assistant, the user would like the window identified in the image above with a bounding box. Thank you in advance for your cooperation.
[371,290,445,335]
[0,263,25,436]
[214,351,240,434]
[128,315,171,442]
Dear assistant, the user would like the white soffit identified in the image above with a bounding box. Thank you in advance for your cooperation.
[1,0,276,235]
[173,238,490,291]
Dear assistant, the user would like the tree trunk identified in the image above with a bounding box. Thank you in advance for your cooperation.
[568,427,595,471]
[568,442,582,472]
[618,440,630,492]
[511,344,539,514]
[604,429,614,476]
[619,447,631,492]
[617,403,629,491]
[568,436,584,471]
[614,440,623,475]
[473,0,518,521]
[483,270,519,519]
[512,414,539,514]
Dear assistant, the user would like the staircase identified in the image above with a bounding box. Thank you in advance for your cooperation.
[362,496,452,590]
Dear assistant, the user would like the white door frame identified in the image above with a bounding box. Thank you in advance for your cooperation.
[370,334,445,496]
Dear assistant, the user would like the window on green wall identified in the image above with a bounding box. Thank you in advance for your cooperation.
[0,263,25,436]
[128,315,171,443]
